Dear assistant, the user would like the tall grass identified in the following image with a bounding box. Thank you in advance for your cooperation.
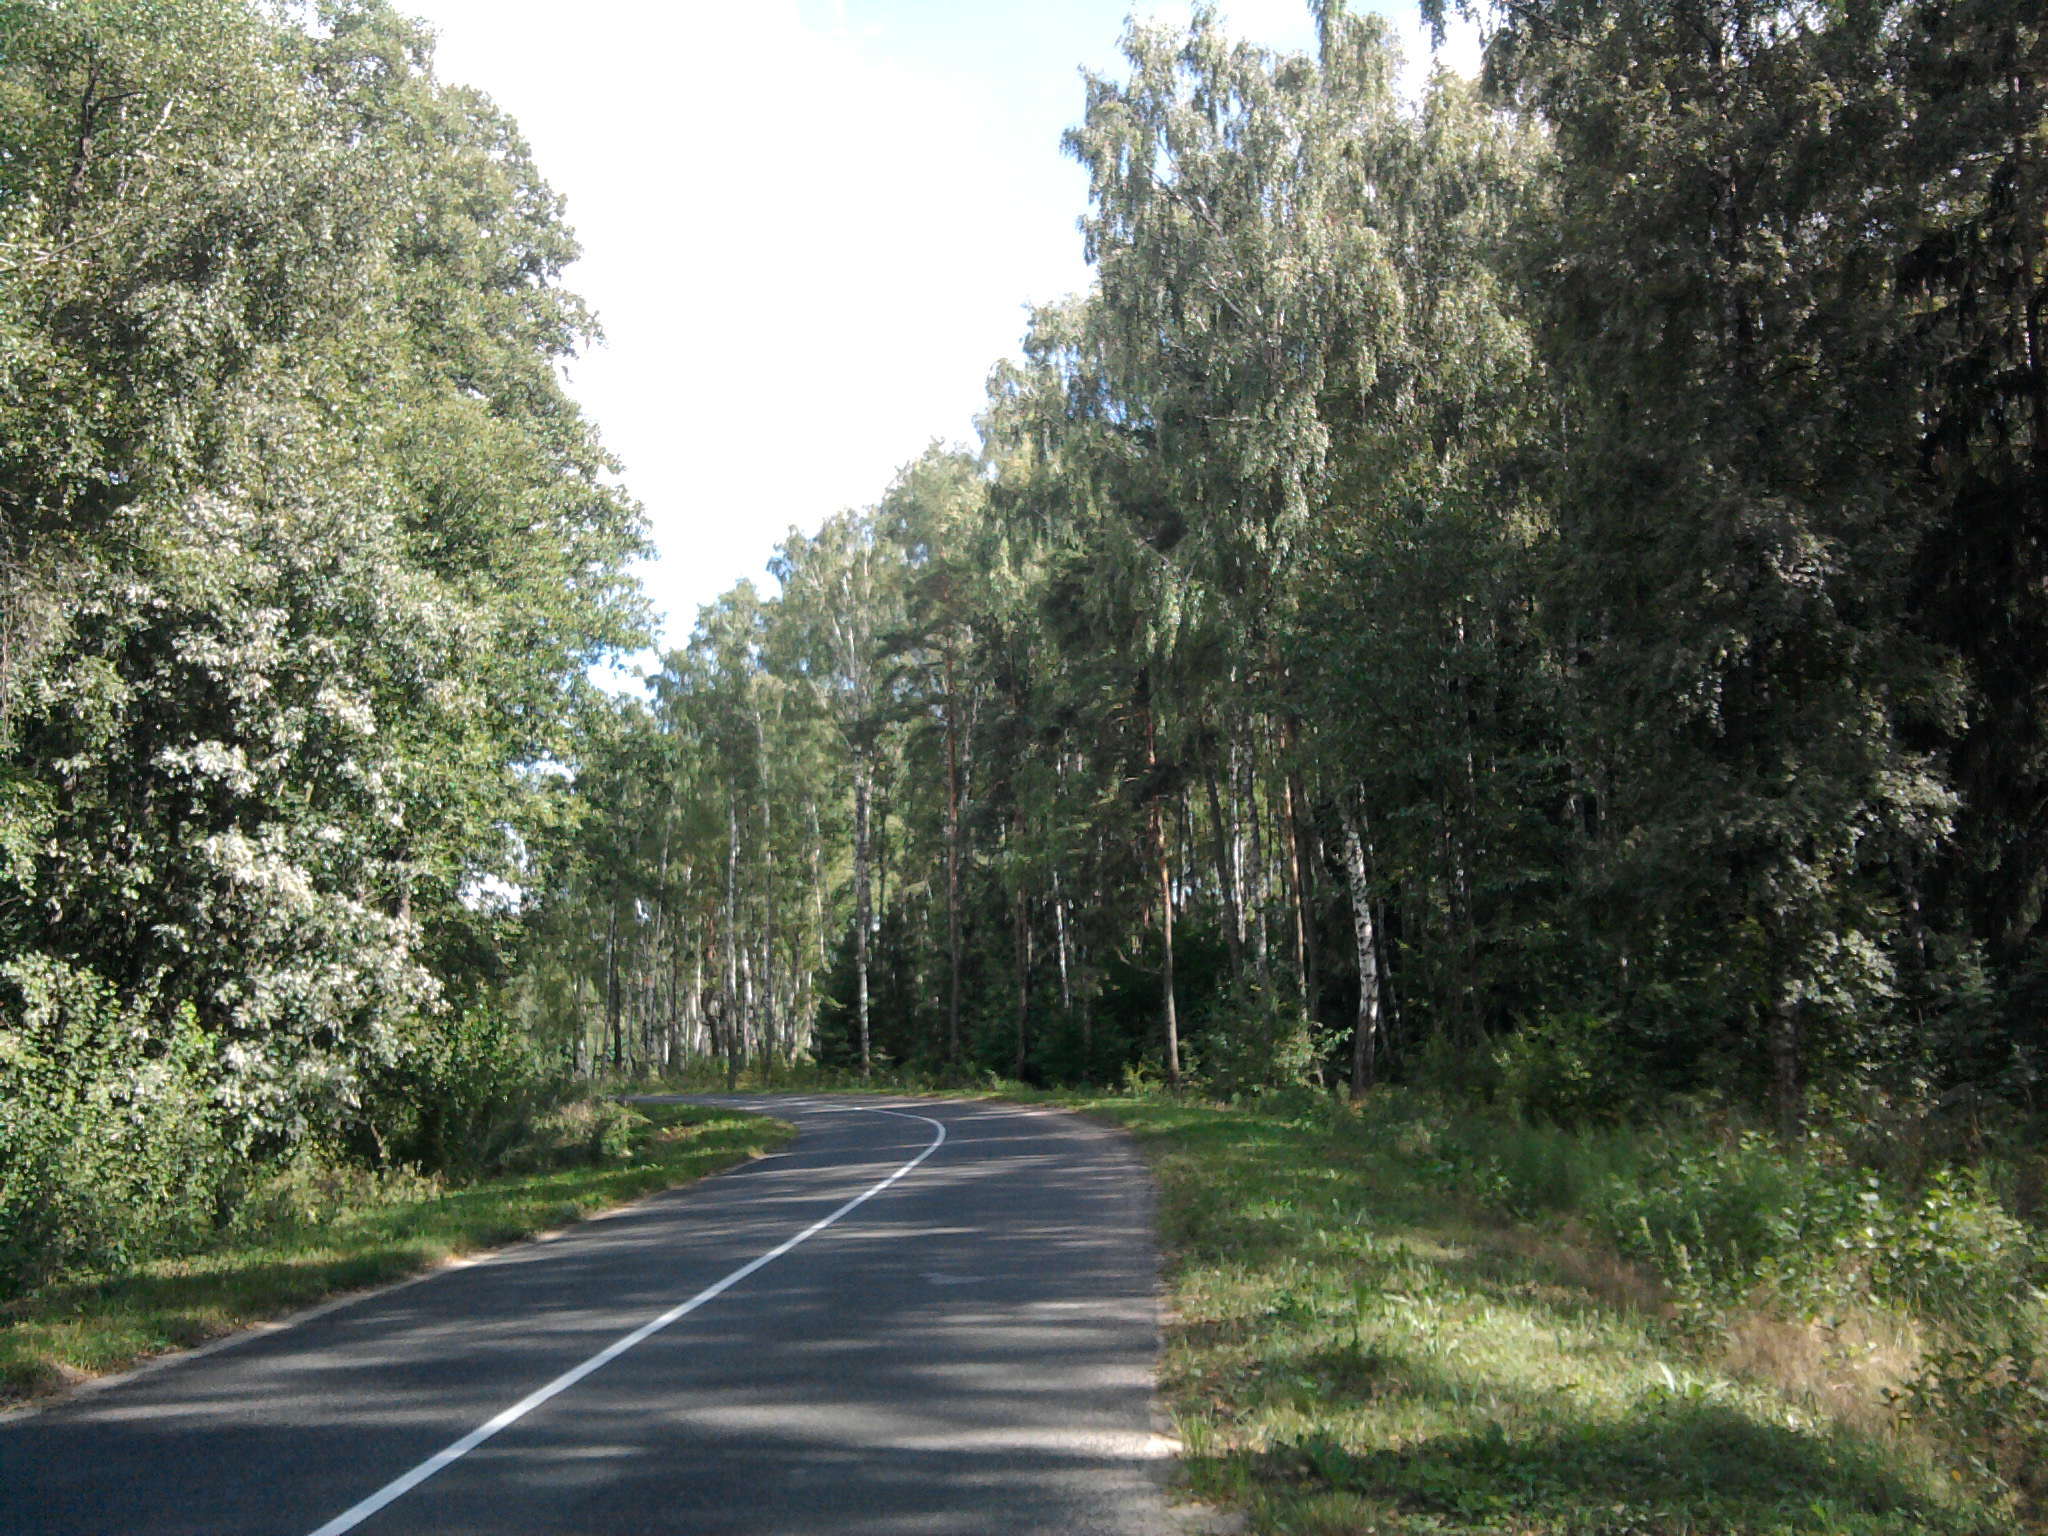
[1087,1088,2017,1535]
[1367,1090,2048,1506]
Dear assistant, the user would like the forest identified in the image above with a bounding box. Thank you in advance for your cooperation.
[1,0,2044,1464]
[557,0,2045,1148]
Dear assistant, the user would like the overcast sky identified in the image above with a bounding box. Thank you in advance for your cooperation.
[396,1,1478,651]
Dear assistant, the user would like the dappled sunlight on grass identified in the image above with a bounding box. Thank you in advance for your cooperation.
[1072,1093,2009,1536]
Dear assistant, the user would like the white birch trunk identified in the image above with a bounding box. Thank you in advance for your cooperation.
[1339,791,1383,1099]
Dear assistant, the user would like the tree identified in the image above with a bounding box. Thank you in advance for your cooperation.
[1460,0,1957,1131]
[879,447,992,1065]
[772,512,900,1076]
[1,0,645,1153]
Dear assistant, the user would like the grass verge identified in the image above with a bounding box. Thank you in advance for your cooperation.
[0,1101,792,1407]
[1071,1091,2019,1536]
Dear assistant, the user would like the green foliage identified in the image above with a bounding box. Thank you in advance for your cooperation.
[535,0,2048,1166]
[359,1010,561,1177]
[1600,1134,1851,1304]
[504,1098,644,1173]
[1420,1092,2047,1504]
[1191,980,1329,1101]
[0,0,645,1292]
[1901,1324,2048,1504]
[0,957,226,1293]
[1434,1108,2043,1332]
[1084,1089,2010,1534]
[11,4,2048,1440]
[215,1149,442,1241]
[1488,1011,1634,1127]
[1876,1168,2039,1329]
[1430,1109,1648,1218]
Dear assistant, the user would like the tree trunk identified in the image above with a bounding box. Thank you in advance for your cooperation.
[689,947,705,1057]
[854,754,874,1077]
[1083,845,1104,1075]
[755,716,778,1076]
[1147,693,1181,1086]
[573,967,590,1077]
[1204,744,1245,970]
[1054,755,1074,1015]
[1768,916,1803,1141]
[875,772,891,921]
[1339,792,1383,1100]
[1156,805,1181,1087]
[724,795,742,1091]
[604,894,622,1072]
[737,941,755,1086]
[809,797,828,966]
[1280,731,1317,1014]
[1053,864,1072,1014]
[944,651,964,1065]
[1770,988,1800,1142]
[1245,730,1270,983]
[666,933,682,1069]
[1013,885,1031,1081]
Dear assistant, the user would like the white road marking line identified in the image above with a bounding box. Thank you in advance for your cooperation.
[304,1106,946,1536]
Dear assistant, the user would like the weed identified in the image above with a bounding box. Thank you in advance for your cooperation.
[1075,1091,2018,1535]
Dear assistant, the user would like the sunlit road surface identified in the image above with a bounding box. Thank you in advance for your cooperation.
[1,1096,1175,1535]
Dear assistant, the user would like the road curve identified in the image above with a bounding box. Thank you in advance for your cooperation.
[0,1096,1171,1535]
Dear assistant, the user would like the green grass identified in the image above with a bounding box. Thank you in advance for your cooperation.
[1074,1092,2017,1536]
[0,1101,792,1406]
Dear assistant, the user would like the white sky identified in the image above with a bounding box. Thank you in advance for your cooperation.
[397,0,1479,650]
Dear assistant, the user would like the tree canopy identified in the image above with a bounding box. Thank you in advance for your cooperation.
[543,0,2045,1136]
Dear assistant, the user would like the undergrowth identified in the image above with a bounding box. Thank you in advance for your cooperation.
[1422,1096,2048,1505]
[1081,1087,2035,1535]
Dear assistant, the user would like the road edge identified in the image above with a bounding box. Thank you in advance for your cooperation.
[0,1111,795,1425]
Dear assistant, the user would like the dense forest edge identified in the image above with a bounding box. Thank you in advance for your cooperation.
[3,0,2046,1524]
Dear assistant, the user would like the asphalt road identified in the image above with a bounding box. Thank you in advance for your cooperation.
[1,1095,1174,1535]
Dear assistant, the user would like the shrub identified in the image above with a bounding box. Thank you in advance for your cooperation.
[1436,1113,1648,1218]
[220,1147,442,1236]
[500,1097,644,1173]
[1413,1087,2048,1499]
[1600,1131,1825,1300]
[359,1010,560,1177]
[1874,1166,2037,1327]
[0,957,228,1293]
[1192,981,1327,1100]
[1491,1010,1635,1126]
